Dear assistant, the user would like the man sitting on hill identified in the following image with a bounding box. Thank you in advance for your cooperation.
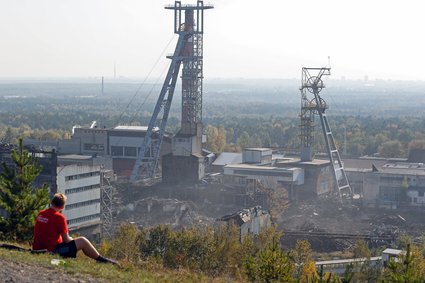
[33,193,117,264]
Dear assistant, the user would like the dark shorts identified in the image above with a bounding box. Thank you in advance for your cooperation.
[53,240,77,258]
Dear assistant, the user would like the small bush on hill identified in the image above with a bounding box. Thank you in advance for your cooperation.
[104,223,292,281]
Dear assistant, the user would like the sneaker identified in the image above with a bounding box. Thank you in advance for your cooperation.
[96,255,119,265]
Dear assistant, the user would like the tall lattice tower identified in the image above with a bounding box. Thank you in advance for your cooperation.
[178,3,204,138]
[100,169,113,240]
[299,67,352,199]
[130,1,213,183]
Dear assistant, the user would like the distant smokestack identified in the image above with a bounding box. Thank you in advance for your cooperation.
[101,76,104,95]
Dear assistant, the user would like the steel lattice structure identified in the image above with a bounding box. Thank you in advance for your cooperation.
[300,67,352,200]
[129,1,213,183]
[100,169,113,240]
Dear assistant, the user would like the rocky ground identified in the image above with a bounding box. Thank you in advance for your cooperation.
[278,197,425,251]
[0,258,103,283]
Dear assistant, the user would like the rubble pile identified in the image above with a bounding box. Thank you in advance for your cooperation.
[115,197,215,229]
[112,181,425,253]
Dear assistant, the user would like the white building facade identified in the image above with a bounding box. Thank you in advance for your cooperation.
[56,164,101,231]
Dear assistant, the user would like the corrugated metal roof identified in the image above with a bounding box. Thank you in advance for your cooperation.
[212,152,242,166]
[277,158,330,166]
[343,158,388,170]
[58,154,93,160]
[244,147,272,152]
[382,248,403,255]
[225,163,298,172]
[114,125,147,131]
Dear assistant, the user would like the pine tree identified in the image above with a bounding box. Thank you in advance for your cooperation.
[2,127,14,144]
[244,236,294,282]
[0,139,50,242]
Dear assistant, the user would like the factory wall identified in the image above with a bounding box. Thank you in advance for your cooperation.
[162,154,205,184]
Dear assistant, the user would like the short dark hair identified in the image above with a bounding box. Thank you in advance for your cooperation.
[51,193,67,208]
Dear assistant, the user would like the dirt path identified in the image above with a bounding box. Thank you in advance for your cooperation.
[0,258,103,283]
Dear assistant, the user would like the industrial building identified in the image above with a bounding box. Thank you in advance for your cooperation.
[315,248,404,275]
[345,156,425,208]
[108,126,172,177]
[0,143,109,241]
[211,152,242,173]
[213,147,425,207]
[223,164,303,190]
[215,67,353,201]
[216,148,334,199]
[276,157,335,198]
[24,125,172,178]
[56,155,102,239]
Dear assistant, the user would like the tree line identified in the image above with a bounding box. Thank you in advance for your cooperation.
[2,82,425,158]
[2,114,425,159]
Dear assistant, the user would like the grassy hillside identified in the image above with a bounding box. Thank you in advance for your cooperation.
[0,245,235,283]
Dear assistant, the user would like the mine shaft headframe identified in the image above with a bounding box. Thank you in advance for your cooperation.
[301,67,331,94]
[165,1,214,34]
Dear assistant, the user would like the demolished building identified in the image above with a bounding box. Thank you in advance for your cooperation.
[217,206,272,238]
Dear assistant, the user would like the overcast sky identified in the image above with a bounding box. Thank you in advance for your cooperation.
[1,0,424,80]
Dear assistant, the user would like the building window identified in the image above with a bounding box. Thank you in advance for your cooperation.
[419,191,424,197]
[111,146,123,156]
[83,143,105,152]
[67,213,100,225]
[379,186,400,201]
[65,171,100,181]
[66,199,101,210]
[124,147,137,157]
[65,184,100,194]
[380,176,404,183]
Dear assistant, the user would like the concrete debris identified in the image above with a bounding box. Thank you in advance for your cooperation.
[398,215,406,222]
[116,197,215,229]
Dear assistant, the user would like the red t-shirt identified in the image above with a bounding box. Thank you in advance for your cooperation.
[32,208,68,252]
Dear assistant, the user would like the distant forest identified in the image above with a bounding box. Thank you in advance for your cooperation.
[1,78,425,158]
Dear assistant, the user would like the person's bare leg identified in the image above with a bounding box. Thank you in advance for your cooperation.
[74,237,100,259]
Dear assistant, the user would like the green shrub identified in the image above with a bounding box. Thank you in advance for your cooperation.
[244,236,294,283]
[0,139,49,242]
[106,223,143,263]
[140,225,171,260]
[104,222,291,280]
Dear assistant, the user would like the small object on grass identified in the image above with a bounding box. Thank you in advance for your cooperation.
[51,259,66,266]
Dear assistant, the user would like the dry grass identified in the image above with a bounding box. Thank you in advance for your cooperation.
[0,243,239,283]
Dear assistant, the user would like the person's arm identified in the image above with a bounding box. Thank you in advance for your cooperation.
[61,232,73,243]
[58,214,72,243]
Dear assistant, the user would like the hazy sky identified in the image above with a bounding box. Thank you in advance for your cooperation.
[1,0,424,80]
